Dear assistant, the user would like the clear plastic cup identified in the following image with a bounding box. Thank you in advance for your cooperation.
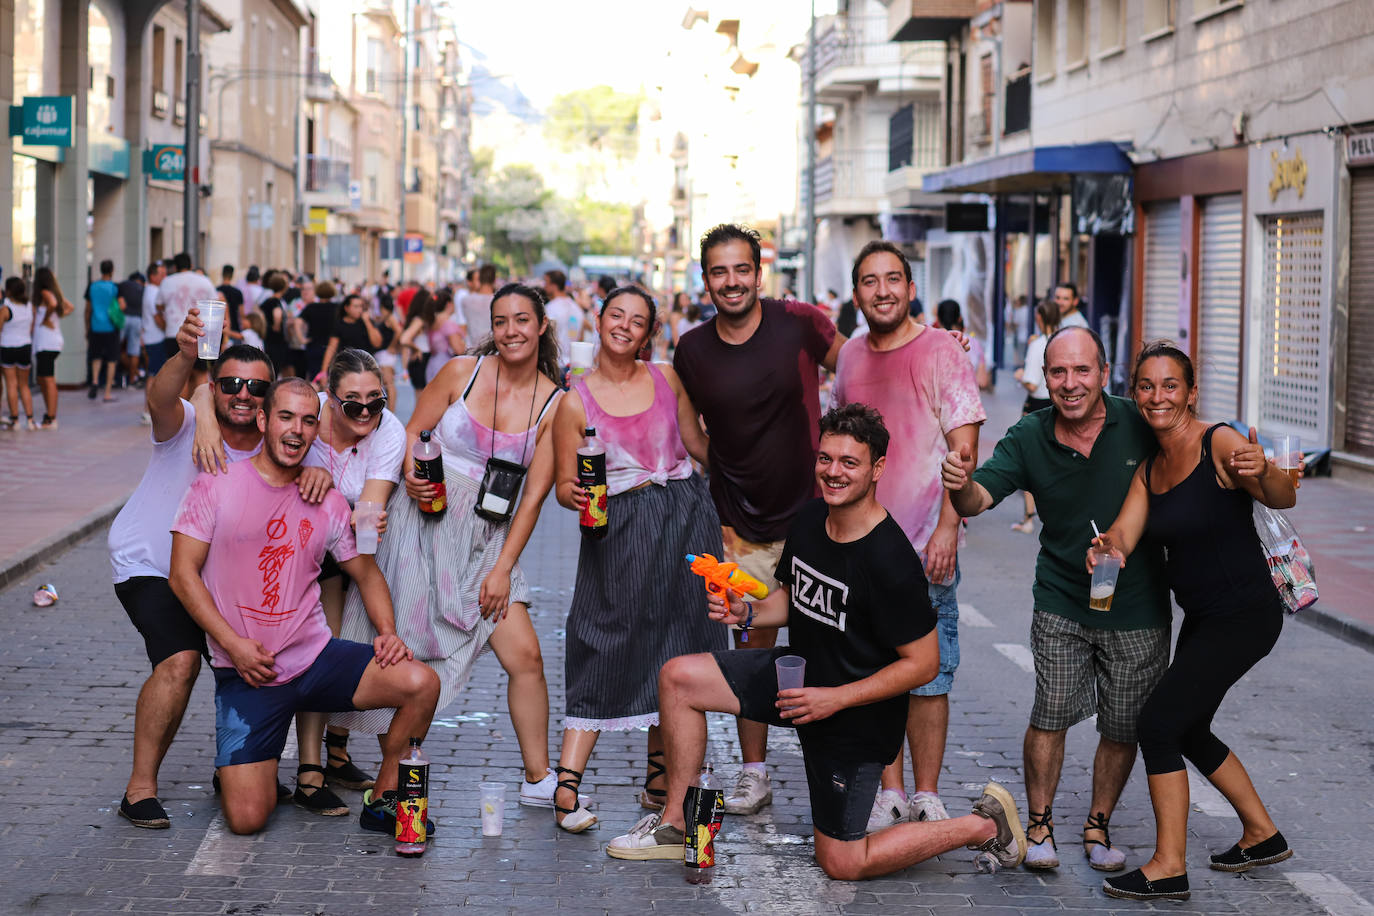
[354,500,383,555]
[196,299,227,360]
[1089,550,1122,612]
[479,782,505,836]
[775,655,805,709]
[569,341,595,373]
[1275,435,1301,485]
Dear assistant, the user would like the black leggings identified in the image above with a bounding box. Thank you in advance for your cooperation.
[1137,600,1282,776]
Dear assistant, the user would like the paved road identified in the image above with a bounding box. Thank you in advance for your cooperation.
[1,462,1372,914]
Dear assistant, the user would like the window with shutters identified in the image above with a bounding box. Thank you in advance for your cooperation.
[1258,213,1324,439]
[1197,195,1244,422]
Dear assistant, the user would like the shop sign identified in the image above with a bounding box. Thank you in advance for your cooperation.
[7,96,74,147]
[1348,131,1374,167]
[305,207,329,235]
[1269,147,1308,202]
[403,234,423,264]
[143,144,185,181]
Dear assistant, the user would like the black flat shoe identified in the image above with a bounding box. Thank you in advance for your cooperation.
[1210,831,1293,872]
[119,794,170,829]
[1103,868,1190,901]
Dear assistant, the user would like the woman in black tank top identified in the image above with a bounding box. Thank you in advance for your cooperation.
[1091,342,1298,903]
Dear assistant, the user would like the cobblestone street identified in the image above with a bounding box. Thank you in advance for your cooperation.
[0,440,1371,914]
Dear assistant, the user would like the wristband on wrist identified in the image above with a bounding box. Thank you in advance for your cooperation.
[741,601,755,643]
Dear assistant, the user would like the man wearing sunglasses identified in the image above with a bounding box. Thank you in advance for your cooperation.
[107,310,332,830]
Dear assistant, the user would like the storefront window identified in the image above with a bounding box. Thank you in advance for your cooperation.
[11,156,38,277]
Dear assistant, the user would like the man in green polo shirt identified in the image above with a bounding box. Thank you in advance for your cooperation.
[941,326,1170,874]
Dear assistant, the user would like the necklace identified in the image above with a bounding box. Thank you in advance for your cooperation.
[324,405,360,483]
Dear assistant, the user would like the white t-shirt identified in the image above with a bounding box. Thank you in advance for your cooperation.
[240,328,265,350]
[1,299,34,347]
[142,285,165,345]
[544,295,582,364]
[460,292,493,342]
[302,392,406,506]
[32,294,64,353]
[1021,334,1050,399]
[1060,310,1090,330]
[108,400,261,583]
[157,271,218,340]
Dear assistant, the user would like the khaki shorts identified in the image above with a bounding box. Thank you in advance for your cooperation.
[721,526,785,632]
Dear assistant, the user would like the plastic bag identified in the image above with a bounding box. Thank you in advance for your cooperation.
[1252,504,1318,614]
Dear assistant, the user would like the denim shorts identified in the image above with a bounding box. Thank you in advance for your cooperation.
[213,638,375,767]
[912,563,960,697]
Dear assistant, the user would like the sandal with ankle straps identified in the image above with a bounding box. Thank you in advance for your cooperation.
[293,764,350,816]
[637,750,667,810]
[554,766,598,833]
[1024,807,1060,869]
[324,730,376,790]
[1084,810,1127,871]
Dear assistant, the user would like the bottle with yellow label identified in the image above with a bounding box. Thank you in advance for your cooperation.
[577,426,608,539]
[395,738,430,857]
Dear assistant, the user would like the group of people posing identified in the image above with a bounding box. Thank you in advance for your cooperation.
[107,224,1297,903]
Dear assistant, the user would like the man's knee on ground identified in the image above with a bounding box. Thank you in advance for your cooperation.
[154,650,201,687]
[814,835,870,882]
[222,795,274,835]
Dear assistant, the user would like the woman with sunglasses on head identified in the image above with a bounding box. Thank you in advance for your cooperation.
[191,347,405,814]
[336,282,567,819]
[546,286,725,833]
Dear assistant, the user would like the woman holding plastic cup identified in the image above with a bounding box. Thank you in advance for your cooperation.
[548,285,726,833]
[338,283,565,824]
[1089,341,1298,903]
[192,346,405,811]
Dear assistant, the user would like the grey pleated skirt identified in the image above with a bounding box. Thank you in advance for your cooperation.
[564,473,730,731]
[333,473,528,733]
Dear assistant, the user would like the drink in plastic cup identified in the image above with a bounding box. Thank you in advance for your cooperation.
[569,341,595,374]
[775,655,805,708]
[355,500,383,555]
[1275,435,1301,485]
[478,782,505,836]
[1089,550,1122,611]
[197,299,227,360]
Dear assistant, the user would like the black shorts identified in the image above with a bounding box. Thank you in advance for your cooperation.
[115,576,209,668]
[712,647,882,842]
[34,350,59,377]
[89,330,121,363]
[1023,395,1052,414]
[0,346,31,368]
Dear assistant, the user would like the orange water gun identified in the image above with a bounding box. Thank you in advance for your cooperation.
[686,553,770,603]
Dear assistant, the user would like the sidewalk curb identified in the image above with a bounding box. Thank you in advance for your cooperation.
[0,496,128,593]
[1295,603,1374,654]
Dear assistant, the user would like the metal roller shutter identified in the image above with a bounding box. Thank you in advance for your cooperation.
[1345,171,1374,456]
[1197,194,1244,422]
[1142,201,1181,345]
[1257,212,1325,441]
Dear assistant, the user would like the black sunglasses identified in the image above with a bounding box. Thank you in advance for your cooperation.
[217,377,271,398]
[334,394,387,420]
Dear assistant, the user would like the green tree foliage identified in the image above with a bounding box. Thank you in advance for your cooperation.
[543,85,643,160]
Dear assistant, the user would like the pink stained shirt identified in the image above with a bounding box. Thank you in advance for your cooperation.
[574,362,694,496]
[172,459,360,686]
[833,326,987,560]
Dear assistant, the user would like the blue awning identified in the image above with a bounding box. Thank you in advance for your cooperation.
[922,142,1133,194]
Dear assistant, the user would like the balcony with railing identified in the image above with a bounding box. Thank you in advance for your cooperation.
[304,155,351,209]
[885,101,946,208]
[814,16,944,102]
[886,0,977,42]
[305,48,334,103]
[809,148,888,217]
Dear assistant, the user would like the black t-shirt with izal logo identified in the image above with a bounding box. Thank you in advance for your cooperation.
[775,498,935,764]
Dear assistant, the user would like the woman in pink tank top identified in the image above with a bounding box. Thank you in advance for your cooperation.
[546,286,728,832]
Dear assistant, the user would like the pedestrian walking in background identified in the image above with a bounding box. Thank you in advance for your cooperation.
[461,264,497,343]
[833,242,986,832]
[318,293,384,382]
[942,326,1171,874]
[30,267,74,429]
[548,286,725,834]
[0,275,36,429]
[372,296,403,406]
[141,261,168,384]
[1094,341,1296,902]
[299,279,336,383]
[337,283,565,809]
[257,272,293,375]
[116,271,146,388]
[1010,298,1063,534]
[85,259,123,403]
[217,265,245,339]
[934,299,992,392]
[156,252,218,367]
[423,288,465,384]
[397,287,433,393]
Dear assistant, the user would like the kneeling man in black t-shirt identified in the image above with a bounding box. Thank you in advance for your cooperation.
[606,404,1026,879]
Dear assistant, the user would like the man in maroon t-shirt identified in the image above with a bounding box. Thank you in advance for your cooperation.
[673,223,843,815]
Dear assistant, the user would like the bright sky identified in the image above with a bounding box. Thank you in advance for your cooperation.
[455,0,838,109]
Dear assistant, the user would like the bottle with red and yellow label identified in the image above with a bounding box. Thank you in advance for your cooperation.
[577,426,608,539]
[413,430,447,516]
[394,738,429,857]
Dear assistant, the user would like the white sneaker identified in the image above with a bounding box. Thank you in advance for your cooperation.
[723,769,772,815]
[605,811,685,861]
[911,791,950,822]
[866,788,910,834]
[519,768,590,808]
